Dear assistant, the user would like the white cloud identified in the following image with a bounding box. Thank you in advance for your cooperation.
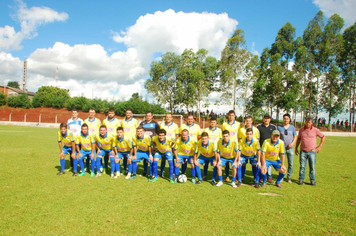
[0,0,68,51]
[313,0,356,26]
[0,51,22,84]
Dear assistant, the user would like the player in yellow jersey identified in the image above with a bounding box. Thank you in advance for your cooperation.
[172,129,197,183]
[95,125,115,177]
[113,127,133,179]
[216,130,238,187]
[260,130,286,188]
[235,128,261,188]
[75,123,96,177]
[151,129,175,182]
[194,132,218,185]
[161,113,180,142]
[130,126,153,179]
[121,108,138,173]
[84,108,101,172]
[203,117,222,180]
[179,114,201,142]
[57,123,76,175]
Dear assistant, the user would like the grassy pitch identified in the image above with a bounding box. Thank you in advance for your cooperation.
[0,125,355,235]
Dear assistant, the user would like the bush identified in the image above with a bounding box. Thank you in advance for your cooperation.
[8,93,31,108]
[0,93,7,106]
[32,86,70,108]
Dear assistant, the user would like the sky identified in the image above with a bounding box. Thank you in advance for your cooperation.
[0,0,356,117]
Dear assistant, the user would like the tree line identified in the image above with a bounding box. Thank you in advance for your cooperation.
[145,11,356,127]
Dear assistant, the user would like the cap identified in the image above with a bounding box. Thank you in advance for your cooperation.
[263,114,271,118]
[272,130,280,136]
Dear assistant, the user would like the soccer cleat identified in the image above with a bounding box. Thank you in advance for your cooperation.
[90,173,95,177]
[211,180,217,186]
[236,182,242,187]
[125,173,132,179]
[287,178,292,184]
[140,172,147,177]
[231,182,237,188]
[275,183,282,188]
[57,171,65,175]
[267,178,273,183]
[72,172,78,177]
[216,181,223,187]
[191,178,196,184]
[261,182,267,188]
[78,172,86,177]
[254,183,260,189]
[196,180,203,184]
[225,177,230,182]
[298,180,303,185]
[151,177,158,182]
[170,178,175,183]
[111,174,115,179]
[202,176,207,181]
[95,173,101,177]
[130,174,137,179]
[311,180,316,186]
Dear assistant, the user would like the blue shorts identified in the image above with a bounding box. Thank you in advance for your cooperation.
[135,151,149,162]
[198,155,214,165]
[63,146,74,155]
[219,157,235,167]
[117,151,130,160]
[79,150,94,160]
[241,155,258,165]
[177,154,194,164]
[154,151,173,160]
[265,160,282,170]
[97,149,114,159]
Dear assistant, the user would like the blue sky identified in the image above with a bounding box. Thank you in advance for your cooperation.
[0,0,355,115]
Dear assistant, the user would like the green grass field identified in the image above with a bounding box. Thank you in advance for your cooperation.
[0,125,355,235]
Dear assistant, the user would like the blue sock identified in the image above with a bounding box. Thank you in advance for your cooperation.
[160,159,166,176]
[237,166,242,182]
[225,162,230,178]
[153,161,158,177]
[132,162,137,174]
[276,172,285,184]
[181,162,187,174]
[128,163,132,174]
[191,164,196,178]
[115,162,120,174]
[262,174,267,183]
[254,166,260,183]
[123,157,127,171]
[79,158,85,172]
[168,160,174,179]
[143,159,148,174]
[104,155,109,169]
[232,176,236,182]
[91,158,95,173]
[86,157,90,170]
[218,175,223,182]
[149,160,153,176]
[96,157,102,173]
[241,165,246,179]
[60,159,65,171]
[252,165,256,177]
[195,165,202,181]
[72,158,77,172]
[203,161,209,176]
[212,167,217,181]
[110,158,116,174]
[175,166,180,177]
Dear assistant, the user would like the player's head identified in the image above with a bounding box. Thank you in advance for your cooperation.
[158,129,166,142]
[227,110,236,122]
[59,123,67,134]
[283,113,291,124]
[81,123,88,135]
[245,116,253,127]
[99,125,107,136]
[181,129,189,141]
[210,117,217,129]
[136,126,144,138]
[72,110,78,119]
[108,108,115,119]
[271,130,280,143]
[125,109,133,119]
[187,114,194,125]
[246,128,253,141]
[145,111,153,122]
[116,126,124,138]
[263,114,271,125]
[89,108,96,119]
[201,131,209,145]
[222,130,230,143]
[165,113,173,123]
[305,117,313,128]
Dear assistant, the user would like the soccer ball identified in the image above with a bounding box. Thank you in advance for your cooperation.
[178,174,187,183]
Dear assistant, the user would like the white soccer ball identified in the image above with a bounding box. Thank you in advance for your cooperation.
[178,174,187,183]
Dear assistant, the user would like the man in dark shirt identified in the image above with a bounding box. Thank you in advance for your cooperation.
[257,114,276,183]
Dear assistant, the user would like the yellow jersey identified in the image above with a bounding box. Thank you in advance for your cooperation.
[121,117,139,141]
[204,127,222,146]
[195,140,216,158]
[76,132,95,151]
[239,126,260,142]
[114,135,133,153]
[132,135,151,152]
[180,123,201,142]
[102,117,121,137]
[239,138,260,157]
[95,133,114,151]
[152,136,174,153]
[161,121,179,141]
[173,137,196,156]
[261,138,286,161]
[217,139,238,159]
[84,117,101,136]
[222,120,240,142]
[57,131,75,147]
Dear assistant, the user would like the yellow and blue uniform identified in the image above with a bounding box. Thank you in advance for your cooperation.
[132,134,151,162]
[121,117,139,141]
[204,127,222,147]
[115,135,133,157]
[152,136,175,179]
[173,137,196,162]
[239,138,260,165]
[239,126,260,142]
[76,132,95,173]
[95,133,114,174]
[161,121,179,142]
[195,140,216,165]
[57,130,75,172]
[217,139,238,167]
[84,117,101,136]
[180,123,201,142]
[103,117,121,137]
[222,120,240,143]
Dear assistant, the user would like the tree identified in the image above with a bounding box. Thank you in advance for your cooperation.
[7,81,20,89]
[0,93,7,106]
[7,93,31,108]
[145,52,180,113]
[32,86,70,108]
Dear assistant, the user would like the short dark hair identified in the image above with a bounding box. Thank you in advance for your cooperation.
[116,127,124,131]
[283,113,291,119]
[108,108,115,113]
[126,108,133,113]
[187,113,194,119]
[222,130,229,135]
[137,126,144,131]
[228,110,235,115]
[59,123,67,129]
[246,128,253,134]
[305,117,313,122]
[181,129,189,134]
[210,117,217,122]
[158,129,166,135]
[245,116,253,121]
[146,111,153,115]
[81,123,88,128]
[100,125,107,130]
[201,132,209,138]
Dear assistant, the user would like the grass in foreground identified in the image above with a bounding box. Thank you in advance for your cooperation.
[0,125,355,235]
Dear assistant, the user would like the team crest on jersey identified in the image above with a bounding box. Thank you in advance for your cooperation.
[105,139,108,142]
[229,147,231,149]
[188,144,191,147]
[143,141,146,144]
[123,142,125,145]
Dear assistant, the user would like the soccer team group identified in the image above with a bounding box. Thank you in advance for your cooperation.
[57,108,325,188]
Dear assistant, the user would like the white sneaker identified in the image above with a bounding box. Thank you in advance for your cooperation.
[231,182,237,188]
[95,173,100,177]
[216,181,223,187]
[115,171,120,178]
[125,173,131,179]
[111,174,115,178]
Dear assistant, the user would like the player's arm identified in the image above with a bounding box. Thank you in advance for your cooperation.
[295,137,301,156]
[316,136,325,153]
[58,141,65,159]
[280,153,286,173]
[90,143,95,158]
[76,144,81,157]
[71,140,76,159]
[256,150,262,168]
[233,150,240,167]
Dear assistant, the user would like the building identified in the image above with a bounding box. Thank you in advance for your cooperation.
[0,86,36,100]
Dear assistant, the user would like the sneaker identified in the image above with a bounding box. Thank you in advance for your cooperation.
[275,183,282,188]
[170,178,175,183]
[216,181,223,187]
[140,172,147,177]
[116,172,120,178]
[151,177,158,182]
[254,183,260,189]
[57,171,65,175]
[202,176,207,181]
[111,174,115,179]
[78,172,86,177]
[100,167,103,173]
[130,174,137,179]
[125,173,132,179]
[225,177,230,182]
[267,178,273,183]
[236,182,242,187]
[298,180,303,185]
[311,180,316,186]
[196,180,203,184]
[90,173,95,177]
[287,178,292,184]
[191,178,196,184]
[231,182,237,188]
[95,173,101,177]
[261,182,267,188]
[211,180,217,186]
[72,172,78,176]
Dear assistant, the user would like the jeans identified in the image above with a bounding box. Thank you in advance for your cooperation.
[286,147,294,179]
[299,150,316,181]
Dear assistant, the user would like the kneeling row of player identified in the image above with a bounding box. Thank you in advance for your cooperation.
[57,123,287,188]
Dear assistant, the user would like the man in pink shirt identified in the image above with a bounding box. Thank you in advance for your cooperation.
[295,117,325,186]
